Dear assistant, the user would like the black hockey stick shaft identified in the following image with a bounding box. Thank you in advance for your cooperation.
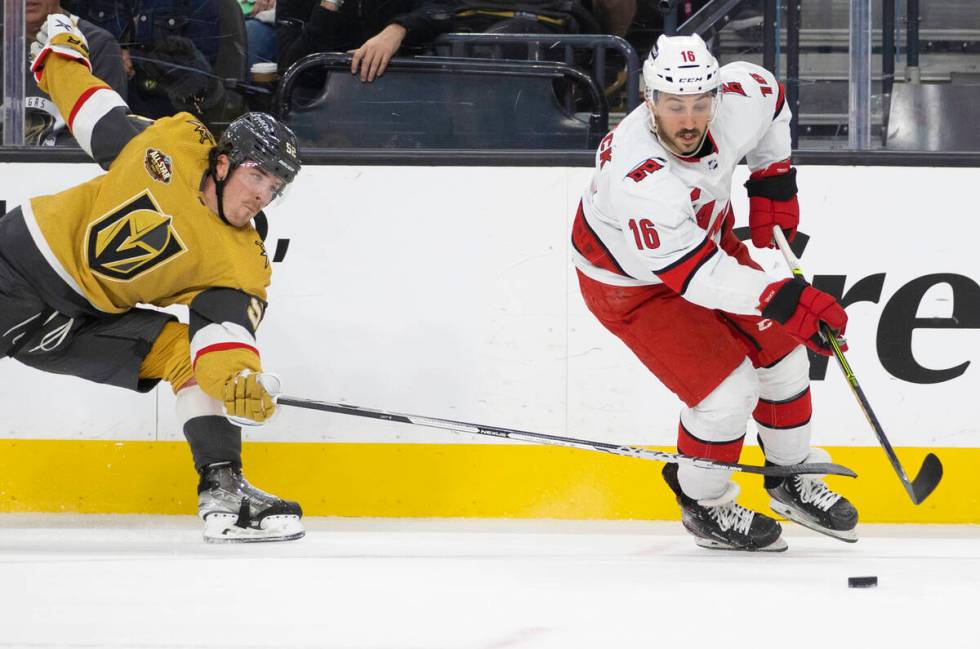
[772,227,942,503]
[278,395,857,478]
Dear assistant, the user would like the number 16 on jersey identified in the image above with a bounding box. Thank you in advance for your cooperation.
[628,218,661,249]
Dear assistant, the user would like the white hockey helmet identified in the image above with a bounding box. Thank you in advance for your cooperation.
[643,34,721,99]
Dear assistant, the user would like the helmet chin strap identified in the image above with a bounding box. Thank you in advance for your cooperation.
[212,166,235,226]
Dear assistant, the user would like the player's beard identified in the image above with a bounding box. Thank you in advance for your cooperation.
[653,114,704,156]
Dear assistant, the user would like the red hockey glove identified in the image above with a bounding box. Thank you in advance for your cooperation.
[745,165,799,249]
[758,277,848,356]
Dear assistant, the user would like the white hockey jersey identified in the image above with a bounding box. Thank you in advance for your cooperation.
[572,61,792,316]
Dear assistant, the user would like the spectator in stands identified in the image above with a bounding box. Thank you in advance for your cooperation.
[73,0,221,118]
[240,0,278,72]
[277,0,454,82]
[0,0,127,146]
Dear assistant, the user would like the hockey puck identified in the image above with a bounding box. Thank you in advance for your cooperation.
[848,576,878,588]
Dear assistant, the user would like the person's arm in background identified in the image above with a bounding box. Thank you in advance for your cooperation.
[350,0,454,82]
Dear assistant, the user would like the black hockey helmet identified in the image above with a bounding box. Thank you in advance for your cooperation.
[218,112,301,186]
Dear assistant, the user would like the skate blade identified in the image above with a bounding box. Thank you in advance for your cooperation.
[770,500,858,543]
[203,513,306,544]
[693,536,788,553]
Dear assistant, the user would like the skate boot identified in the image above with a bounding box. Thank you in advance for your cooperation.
[663,464,787,552]
[767,449,858,543]
[198,462,305,543]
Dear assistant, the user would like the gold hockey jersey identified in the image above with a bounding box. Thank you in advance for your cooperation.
[30,58,270,314]
[18,55,273,398]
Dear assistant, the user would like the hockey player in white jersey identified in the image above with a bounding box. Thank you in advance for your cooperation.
[572,34,857,551]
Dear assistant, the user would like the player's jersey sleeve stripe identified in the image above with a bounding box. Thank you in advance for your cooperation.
[193,341,260,369]
[571,201,629,277]
[654,236,719,295]
[190,321,259,365]
[66,84,109,128]
[773,81,786,120]
[68,86,128,159]
[749,158,792,179]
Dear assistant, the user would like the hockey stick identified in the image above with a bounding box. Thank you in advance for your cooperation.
[278,396,856,478]
[771,226,942,504]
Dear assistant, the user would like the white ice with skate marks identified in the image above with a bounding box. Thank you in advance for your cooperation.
[0,514,977,649]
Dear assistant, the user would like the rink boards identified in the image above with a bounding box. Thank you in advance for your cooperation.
[0,163,977,522]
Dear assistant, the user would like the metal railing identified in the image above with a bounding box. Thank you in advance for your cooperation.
[274,52,609,149]
[434,33,642,110]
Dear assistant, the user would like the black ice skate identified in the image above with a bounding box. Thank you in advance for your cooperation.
[766,448,858,543]
[663,464,787,552]
[198,462,305,543]
[767,458,858,543]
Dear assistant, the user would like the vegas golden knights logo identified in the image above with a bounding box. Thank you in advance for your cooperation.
[86,191,186,281]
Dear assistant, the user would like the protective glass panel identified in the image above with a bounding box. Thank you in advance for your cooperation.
[1,0,251,150]
[3,0,979,154]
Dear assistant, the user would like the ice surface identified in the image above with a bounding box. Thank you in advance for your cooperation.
[0,515,976,648]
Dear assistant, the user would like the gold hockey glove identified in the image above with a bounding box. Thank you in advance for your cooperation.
[222,371,282,426]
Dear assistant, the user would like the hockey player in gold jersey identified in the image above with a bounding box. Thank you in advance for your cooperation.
[0,14,304,542]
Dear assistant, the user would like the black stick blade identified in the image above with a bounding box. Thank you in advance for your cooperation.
[728,460,857,478]
[910,453,943,505]
[758,462,857,478]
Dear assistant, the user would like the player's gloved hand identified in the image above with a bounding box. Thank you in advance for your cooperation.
[745,166,799,249]
[758,276,848,356]
[222,370,282,426]
[30,13,92,83]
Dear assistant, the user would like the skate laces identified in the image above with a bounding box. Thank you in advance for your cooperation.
[696,483,753,535]
[707,501,754,535]
[793,476,842,511]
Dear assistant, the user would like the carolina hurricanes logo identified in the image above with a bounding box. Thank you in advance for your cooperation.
[86,191,187,281]
[689,187,730,238]
[627,157,667,183]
